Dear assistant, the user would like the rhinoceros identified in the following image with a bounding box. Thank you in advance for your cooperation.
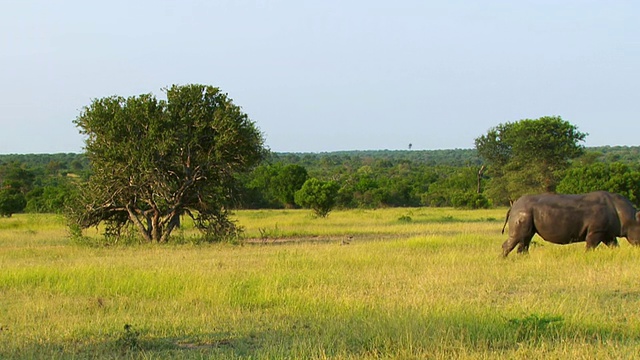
[501,191,640,257]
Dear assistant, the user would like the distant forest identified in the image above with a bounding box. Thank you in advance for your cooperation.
[1,146,638,176]
[0,146,639,214]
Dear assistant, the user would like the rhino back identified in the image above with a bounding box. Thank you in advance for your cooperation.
[513,192,619,244]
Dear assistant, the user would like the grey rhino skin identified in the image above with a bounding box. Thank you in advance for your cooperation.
[502,191,640,257]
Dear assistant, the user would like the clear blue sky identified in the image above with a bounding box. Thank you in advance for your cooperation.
[1,0,638,154]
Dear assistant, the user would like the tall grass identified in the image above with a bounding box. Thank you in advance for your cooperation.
[1,209,640,359]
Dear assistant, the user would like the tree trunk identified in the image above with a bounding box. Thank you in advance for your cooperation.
[126,205,152,242]
[160,213,181,243]
[477,165,486,194]
[151,212,162,242]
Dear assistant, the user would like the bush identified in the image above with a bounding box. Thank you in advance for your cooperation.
[0,188,26,217]
[450,192,491,209]
[557,162,640,206]
[295,178,339,217]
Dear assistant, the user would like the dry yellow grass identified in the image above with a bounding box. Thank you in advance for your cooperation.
[1,209,640,359]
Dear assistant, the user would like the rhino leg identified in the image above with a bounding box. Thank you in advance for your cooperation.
[585,231,613,250]
[502,234,534,257]
[517,239,532,253]
[502,239,517,257]
[502,213,535,257]
[502,240,515,257]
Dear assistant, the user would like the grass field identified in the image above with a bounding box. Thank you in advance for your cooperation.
[2,208,640,359]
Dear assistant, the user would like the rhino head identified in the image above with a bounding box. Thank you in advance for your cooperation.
[627,212,640,245]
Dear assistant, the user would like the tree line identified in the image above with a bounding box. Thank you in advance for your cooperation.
[2,84,640,244]
[2,145,640,217]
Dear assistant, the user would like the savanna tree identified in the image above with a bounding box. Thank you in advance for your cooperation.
[475,116,586,204]
[70,84,267,242]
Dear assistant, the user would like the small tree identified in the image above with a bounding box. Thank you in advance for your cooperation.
[70,84,266,243]
[0,186,26,217]
[295,178,339,217]
[274,164,309,208]
[0,163,33,217]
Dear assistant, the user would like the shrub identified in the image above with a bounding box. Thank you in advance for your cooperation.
[450,192,491,209]
[295,178,339,217]
[0,188,26,217]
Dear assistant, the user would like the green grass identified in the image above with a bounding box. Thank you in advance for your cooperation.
[2,209,640,359]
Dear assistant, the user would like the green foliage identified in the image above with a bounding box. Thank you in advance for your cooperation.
[275,164,309,207]
[334,163,435,208]
[557,162,640,206]
[295,178,339,217]
[475,116,587,204]
[70,84,267,243]
[422,166,488,208]
[337,165,384,208]
[0,162,33,217]
[3,146,640,214]
[590,145,640,164]
[0,161,35,192]
[0,153,89,175]
[270,149,483,169]
[244,163,308,208]
[450,191,491,209]
[0,187,26,217]
[25,177,77,214]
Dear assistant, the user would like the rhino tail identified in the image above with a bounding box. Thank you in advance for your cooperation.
[501,208,511,234]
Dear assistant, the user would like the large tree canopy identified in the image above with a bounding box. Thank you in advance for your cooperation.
[475,116,587,204]
[70,84,267,242]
